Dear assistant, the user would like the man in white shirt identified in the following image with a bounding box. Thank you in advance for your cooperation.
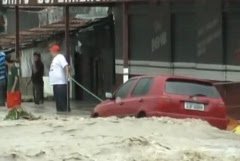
[49,44,70,112]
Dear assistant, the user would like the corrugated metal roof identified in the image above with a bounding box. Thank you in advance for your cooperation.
[0,17,103,51]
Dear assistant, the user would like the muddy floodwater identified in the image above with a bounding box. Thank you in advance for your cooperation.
[0,113,240,161]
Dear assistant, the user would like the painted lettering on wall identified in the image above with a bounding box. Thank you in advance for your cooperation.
[197,18,221,56]
[197,29,221,56]
[3,0,112,5]
[3,0,29,4]
[151,32,167,53]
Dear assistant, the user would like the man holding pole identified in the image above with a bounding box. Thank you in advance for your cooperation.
[49,44,70,112]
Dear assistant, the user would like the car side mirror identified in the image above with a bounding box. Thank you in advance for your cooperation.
[105,92,114,99]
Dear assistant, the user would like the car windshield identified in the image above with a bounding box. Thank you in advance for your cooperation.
[166,79,220,98]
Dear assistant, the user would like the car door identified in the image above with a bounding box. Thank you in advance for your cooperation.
[122,77,153,116]
[107,79,137,117]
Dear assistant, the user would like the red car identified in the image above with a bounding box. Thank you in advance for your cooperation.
[92,75,228,129]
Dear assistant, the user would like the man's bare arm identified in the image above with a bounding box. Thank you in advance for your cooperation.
[65,65,70,78]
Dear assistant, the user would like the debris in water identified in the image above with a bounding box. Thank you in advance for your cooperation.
[4,107,41,120]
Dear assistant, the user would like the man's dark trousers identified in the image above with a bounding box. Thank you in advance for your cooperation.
[33,83,44,105]
[53,84,70,112]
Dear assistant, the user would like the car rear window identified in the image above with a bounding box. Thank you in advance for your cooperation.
[166,79,220,98]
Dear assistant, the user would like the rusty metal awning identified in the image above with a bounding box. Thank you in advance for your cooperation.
[0,17,106,51]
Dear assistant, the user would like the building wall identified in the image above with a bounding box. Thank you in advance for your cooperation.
[114,1,240,85]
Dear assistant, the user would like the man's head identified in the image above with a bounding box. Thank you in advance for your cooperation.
[49,44,60,57]
[34,52,41,62]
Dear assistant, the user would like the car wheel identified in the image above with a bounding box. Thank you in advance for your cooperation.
[137,111,146,118]
[92,113,99,118]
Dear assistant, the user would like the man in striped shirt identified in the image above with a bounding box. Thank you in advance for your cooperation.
[0,52,6,106]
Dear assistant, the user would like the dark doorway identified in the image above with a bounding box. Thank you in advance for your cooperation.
[74,15,115,101]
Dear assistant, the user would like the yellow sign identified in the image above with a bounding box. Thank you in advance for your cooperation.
[233,125,240,135]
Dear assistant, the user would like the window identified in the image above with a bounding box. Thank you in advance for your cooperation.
[115,79,135,99]
[166,79,220,98]
[131,78,153,96]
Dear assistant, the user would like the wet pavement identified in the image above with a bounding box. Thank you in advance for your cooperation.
[0,101,97,119]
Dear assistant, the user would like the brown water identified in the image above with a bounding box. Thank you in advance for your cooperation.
[0,115,240,161]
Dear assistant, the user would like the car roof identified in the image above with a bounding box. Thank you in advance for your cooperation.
[130,75,213,83]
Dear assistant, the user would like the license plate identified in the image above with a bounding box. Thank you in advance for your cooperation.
[184,102,204,111]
